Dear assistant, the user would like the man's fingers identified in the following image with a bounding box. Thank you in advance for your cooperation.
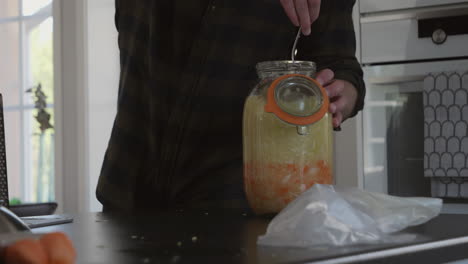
[330,96,351,124]
[333,97,347,113]
[329,97,346,115]
[308,0,321,24]
[315,69,334,86]
[280,0,321,35]
[325,80,344,99]
[280,0,300,26]
[333,112,343,128]
[329,103,337,114]
[294,0,311,35]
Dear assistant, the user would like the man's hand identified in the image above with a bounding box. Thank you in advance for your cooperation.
[315,69,358,128]
[280,0,321,35]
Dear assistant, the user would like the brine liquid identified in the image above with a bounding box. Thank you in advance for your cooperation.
[243,94,333,214]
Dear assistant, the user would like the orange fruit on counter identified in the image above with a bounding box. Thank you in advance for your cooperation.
[40,232,76,264]
[4,239,48,264]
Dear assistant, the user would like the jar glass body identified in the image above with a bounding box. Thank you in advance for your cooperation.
[243,61,334,215]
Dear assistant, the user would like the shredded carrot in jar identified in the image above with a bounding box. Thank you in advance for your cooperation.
[244,160,332,214]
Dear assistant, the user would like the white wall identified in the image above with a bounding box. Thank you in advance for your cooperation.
[86,0,119,212]
[334,1,364,188]
[56,0,118,213]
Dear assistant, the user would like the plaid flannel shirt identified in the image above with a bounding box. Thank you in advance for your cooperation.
[96,0,365,212]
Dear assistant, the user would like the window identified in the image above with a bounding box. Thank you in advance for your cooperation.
[0,0,54,203]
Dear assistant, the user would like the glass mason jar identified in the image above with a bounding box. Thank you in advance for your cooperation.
[243,60,334,215]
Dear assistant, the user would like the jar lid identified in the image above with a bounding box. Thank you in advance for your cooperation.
[265,74,329,126]
[256,60,316,71]
[256,61,316,78]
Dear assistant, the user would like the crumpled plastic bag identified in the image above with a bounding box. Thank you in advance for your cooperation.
[257,184,442,247]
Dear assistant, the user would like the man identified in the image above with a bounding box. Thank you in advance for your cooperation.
[97,0,365,211]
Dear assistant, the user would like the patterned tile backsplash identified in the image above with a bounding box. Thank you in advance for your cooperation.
[424,72,468,198]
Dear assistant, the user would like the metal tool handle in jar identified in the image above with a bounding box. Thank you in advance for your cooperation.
[289,27,342,132]
[291,27,301,62]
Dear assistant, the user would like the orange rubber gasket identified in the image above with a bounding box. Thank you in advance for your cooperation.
[264,74,329,126]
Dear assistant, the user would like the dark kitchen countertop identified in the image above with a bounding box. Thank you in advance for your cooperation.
[32,210,468,264]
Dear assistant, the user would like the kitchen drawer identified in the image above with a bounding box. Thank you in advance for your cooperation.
[361,5,468,64]
[360,0,468,14]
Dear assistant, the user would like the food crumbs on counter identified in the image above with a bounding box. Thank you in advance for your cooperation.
[191,236,198,242]
[177,241,182,247]
[315,246,329,251]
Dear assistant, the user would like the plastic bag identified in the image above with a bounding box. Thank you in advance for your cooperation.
[257,184,442,247]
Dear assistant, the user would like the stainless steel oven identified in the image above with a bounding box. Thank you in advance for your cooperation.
[358,0,468,213]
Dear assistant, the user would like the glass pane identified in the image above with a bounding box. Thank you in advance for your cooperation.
[0,0,19,18]
[4,111,22,202]
[28,107,55,203]
[363,63,432,198]
[28,17,54,104]
[22,0,52,16]
[0,22,20,106]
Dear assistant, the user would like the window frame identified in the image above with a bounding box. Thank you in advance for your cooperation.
[54,0,89,213]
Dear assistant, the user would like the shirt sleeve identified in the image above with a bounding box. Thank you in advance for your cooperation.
[296,0,365,117]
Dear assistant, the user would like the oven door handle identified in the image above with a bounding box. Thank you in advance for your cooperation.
[367,75,426,85]
[361,3,468,23]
